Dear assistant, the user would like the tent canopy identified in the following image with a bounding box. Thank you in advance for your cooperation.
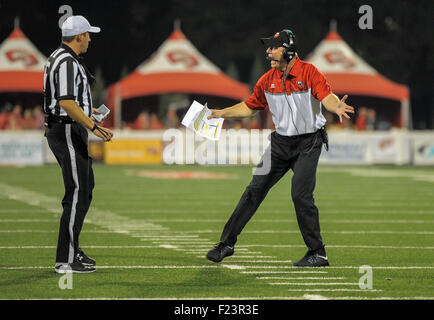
[306,30,410,128]
[306,30,409,101]
[0,28,46,93]
[106,28,250,127]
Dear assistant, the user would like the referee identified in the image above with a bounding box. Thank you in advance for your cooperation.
[44,15,113,273]
[206,29,355,267]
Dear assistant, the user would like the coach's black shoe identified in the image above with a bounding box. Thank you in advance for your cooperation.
[293,251,330,267]
[76,248,96,266]
[206,242,234,263]
[55,261,96,274]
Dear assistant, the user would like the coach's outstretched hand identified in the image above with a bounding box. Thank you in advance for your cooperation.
[335,95,355,123]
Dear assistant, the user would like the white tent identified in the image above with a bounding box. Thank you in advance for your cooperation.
[306,30,411,128]
[0,27,46,93]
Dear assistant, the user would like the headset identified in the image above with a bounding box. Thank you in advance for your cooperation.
[281,29,296,62]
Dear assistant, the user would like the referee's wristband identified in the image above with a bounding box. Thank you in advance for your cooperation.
[91,123,97,132]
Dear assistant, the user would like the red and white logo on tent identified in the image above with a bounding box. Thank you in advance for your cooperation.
[323,50,355,70]
[136,30,220,74]
[5,49,38,67]
[167,50,199,69]
[0,28,46,71]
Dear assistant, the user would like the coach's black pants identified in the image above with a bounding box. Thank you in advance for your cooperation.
[46,122,94,264]
[220,130,325,253]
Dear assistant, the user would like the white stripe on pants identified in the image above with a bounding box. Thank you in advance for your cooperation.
[65,124,79,264]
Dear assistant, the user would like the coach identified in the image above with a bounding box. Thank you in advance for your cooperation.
[206,29,354,267]
[44,15,113,273]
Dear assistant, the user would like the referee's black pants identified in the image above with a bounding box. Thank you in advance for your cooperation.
[45,122,94,264]
[220,130,325,254]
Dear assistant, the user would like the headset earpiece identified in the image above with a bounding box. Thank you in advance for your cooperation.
[281,29,296,62]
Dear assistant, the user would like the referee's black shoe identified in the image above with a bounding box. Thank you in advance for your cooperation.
[55,261,96,274]
[206,242,234,263]
[76,248,96,266]
[293,251,329,267]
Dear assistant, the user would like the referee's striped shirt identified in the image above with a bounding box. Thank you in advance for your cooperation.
[43,43,92,118]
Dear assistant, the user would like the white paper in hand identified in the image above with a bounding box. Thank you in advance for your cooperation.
[93,104,110,122]
[181,101,224,141]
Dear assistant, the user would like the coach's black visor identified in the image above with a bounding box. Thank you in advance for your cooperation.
[260,31,290,48]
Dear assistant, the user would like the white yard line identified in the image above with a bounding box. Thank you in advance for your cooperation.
[228,256,276,258]
[257,277,345,280]
[225,260,293,263]
[0,265,220,270]
[269,282,359,286]
[239,265,434,270]
[123,218,434,224]
[238,244,434,250]
[3,229,432,235]
[11,295,434,300]
[0,244,432,250]
[287,288,383,292]
[182,230,434,235]
[241,271,328,274]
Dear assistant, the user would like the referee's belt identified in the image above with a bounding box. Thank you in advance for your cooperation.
[45,114,75,125]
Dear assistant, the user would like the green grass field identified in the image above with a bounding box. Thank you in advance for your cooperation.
[0,164,433,300]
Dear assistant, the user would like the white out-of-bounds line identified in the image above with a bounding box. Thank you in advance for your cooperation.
[133,218,434,224]
[0,219,57,223]
[269,282,358,286]
[238,244,434,250]
[241,271,328,274]
[303,294,328,300]
[134,235,200,239]
[0,245,163,249]
[227,260,293,263]
[258,277,345,280]
[0,265,220,270]
[0,230,134,234]
[287,289,383,292]
[197,255,275,259]
[184,230,434,235]
[240,265,434,270]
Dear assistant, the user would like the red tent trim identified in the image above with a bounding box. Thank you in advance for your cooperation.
[325,73,409,101]
[0,71,43,92]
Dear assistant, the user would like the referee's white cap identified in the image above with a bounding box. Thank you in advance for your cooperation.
[61,15,101,36]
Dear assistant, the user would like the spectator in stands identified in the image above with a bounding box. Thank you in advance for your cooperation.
[33,106,45,129]
[22,108,35,129]
[6,104,24,130]
[366,108,376,130]
[166,108,180,128]
[0,107,9,129]
[131,111,150,130]
[355,106,368,131]
[149,113,164,130]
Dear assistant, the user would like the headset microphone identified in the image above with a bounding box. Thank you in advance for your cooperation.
[266,56,280,62]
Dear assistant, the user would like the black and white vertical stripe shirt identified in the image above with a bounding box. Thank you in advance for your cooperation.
[43,43,92,118]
